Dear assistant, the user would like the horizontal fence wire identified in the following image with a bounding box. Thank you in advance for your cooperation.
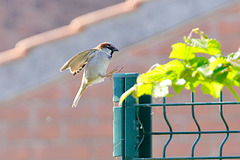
[134,156,240,160]
[136,102,240,107]
[144,130,240,135]
[134,91,240,160]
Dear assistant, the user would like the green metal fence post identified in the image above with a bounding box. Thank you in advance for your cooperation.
[124,73,140,160]
[113,73,139,160]
[113,73,152,160]
[113,73,125,158]
[138,95,152,158]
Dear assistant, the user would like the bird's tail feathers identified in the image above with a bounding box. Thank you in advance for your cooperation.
[72,82,87,108]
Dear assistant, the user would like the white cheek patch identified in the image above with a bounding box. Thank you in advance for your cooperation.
[102,48,112,58]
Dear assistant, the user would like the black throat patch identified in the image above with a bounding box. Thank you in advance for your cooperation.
[108,51,114,59]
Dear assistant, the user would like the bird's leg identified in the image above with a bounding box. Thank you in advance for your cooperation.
[105,66,123,79]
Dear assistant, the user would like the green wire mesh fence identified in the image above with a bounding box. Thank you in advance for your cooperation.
[113,73,240,160]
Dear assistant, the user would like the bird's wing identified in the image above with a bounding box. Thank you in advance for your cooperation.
[60,49,97,74]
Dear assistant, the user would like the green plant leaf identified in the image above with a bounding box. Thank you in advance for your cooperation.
[228,49,240,59]
[215,72,228,83]
[209,57,228,71]
[197,64,213,77]
[227,85,239,101]
[189,57,209,68]
[226,66,240,79]
[137,74,152,84]
[135,83,153,97]
[173,85,185,94]
[119,28,240,104]
[224,79,239,101]
[170,43,195,60]
[139,60,185,83]
[201,81,223,98]
[188,39,208,49]
[172,79,186,94]
[227,49,240,67]
[185,80,201,92]
[187,39,221,56]
[207,39,221,55]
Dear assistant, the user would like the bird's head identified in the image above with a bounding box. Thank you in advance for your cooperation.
[96,42,119,57]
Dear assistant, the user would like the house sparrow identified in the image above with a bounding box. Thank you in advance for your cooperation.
[60,42,122,107]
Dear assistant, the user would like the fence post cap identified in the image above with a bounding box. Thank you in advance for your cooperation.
[113,73,139,78]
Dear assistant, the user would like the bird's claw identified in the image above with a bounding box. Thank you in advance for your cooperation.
[105,66,123,79]
[114,66,123,74]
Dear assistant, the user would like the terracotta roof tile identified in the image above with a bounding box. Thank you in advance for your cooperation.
[0,0,147,66]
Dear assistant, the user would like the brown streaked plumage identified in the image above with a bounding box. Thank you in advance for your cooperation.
[60,49,97,76]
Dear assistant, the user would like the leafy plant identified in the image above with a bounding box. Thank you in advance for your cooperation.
[119,28,240,104]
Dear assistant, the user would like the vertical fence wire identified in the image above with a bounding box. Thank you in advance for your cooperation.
[162,97,173,158]
[219,91,230,160]
[191,92,201,157]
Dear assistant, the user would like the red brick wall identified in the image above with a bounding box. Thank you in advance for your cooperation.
[1,2,240,160]
[0,76,115,160]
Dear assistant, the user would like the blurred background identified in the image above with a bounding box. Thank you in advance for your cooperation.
[0,0,240,159]
[0,0,124,52]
